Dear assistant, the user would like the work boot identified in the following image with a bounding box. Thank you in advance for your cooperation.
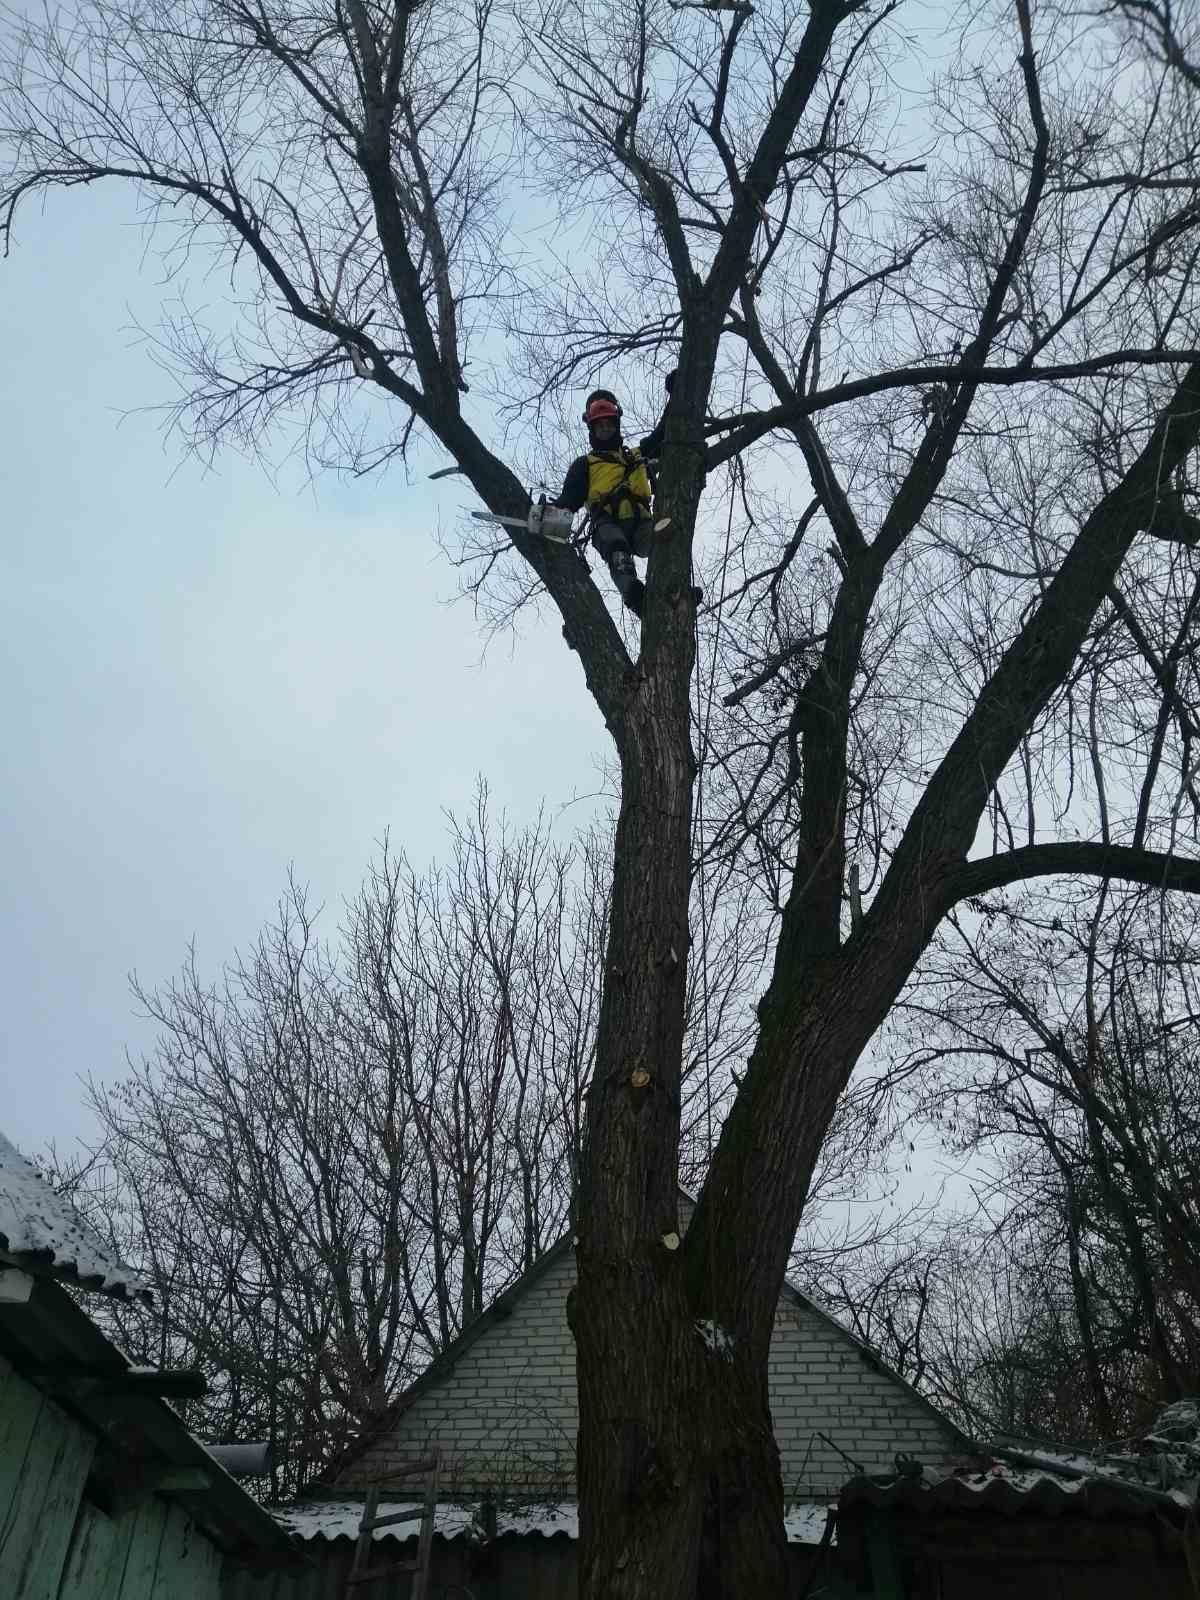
[609,549,645,618]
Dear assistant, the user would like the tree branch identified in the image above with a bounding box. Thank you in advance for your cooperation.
[703,350,1200,468]
[704,0,852,312]
[871,359,1200,939]
[948,841,1200,902]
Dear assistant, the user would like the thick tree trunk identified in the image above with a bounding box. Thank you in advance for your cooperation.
[677,933,947,1595]
[568,330,767,1597]
[573,916,869,1595]
[571,652,709,1597]
[567,603,962,1600]
[703,1383,789,1596]
[571,1255,790,1599]
[569,700,870,1600]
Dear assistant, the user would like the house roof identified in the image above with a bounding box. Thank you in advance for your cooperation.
[839,1401,1200,1527]
[329,1195,967,1485]
[0,1128,152,1301]
[280,1499,575,1542]
[0,1265,296,1561]
[277,1497,835,1547]
[839,1460,1190,1524]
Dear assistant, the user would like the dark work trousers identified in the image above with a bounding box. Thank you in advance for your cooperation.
[590,514,655,610]
[590,514,654,567]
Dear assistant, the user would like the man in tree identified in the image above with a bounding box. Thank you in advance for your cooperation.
[555,388,662,617]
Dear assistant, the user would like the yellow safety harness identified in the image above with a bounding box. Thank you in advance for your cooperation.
[586,448,653,525]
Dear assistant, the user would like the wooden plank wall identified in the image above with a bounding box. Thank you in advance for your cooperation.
[0,1350,95,1599]
[223,1532,585,1600]
[0,1352,224,1600]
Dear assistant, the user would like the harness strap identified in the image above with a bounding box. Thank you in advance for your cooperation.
[589,448,652,523]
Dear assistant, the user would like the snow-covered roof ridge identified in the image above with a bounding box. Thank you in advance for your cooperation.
[278,1498,835,1546]
[993,1397,1200,1508]
[0,1128,152,1301]
[837,1402,1200,1527]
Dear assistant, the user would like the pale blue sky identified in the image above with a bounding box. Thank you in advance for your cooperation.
[2,185,612,1154]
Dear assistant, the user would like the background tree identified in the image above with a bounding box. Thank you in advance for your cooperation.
[797,1207,1070,1440]
[7,0,1200,1590]
[54,788,758,1499]
[872,882,1200,1442]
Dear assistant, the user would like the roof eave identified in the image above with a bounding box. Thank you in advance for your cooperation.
[0,1272,298,1562]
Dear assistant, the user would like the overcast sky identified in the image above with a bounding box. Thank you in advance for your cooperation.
[2,184,619,1157]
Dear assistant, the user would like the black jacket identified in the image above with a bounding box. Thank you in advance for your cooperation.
[556,453,592,513]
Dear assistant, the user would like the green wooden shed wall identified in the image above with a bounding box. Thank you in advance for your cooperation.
[1,1350,225,1600]
[1,1130,296,1599]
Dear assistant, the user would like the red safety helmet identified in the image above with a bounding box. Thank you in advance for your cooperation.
[583,395,621,425]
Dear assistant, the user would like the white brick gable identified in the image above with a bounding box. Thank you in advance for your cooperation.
[340,1247,581,1499]
[336,1244,962,1502]
[768,1293,959,1498]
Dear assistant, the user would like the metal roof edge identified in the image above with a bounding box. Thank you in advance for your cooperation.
[837,1464,1192,1524]
[0,1129,154,1302]
[280,1495,835,1546]
[989,1441,1194,1512]
[0,1244,154,1304]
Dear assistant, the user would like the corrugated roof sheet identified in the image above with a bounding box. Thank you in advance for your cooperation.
[840,1447,1194,1523]
[279,1498,835,1546]
[843,1467,1121,1519]
[0,1128,152,1300]
[994,1401,1200,1503]
[278,1501,574,1542]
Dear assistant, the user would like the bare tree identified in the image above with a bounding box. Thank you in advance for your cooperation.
[63,799,605,1497]
[8,0,1200,1588]
[880,882,1200,1442]
[61,788,758,1498]
[1111,0,1200,92]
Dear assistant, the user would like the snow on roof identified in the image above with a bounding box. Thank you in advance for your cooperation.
[840,1459,1183,1523]
[0,1129,152,1301]
[277,1501,573,1543]
[279,1502,479,1541]
[994,1399,1200,1508]
[279,1499,834,1546]
[843,1404,1200,1524]
[955,1461,1090,1496]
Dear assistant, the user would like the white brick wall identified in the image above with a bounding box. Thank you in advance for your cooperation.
[339,1249,580,1498]
[768,1295,958,1497]
[337,1249,961,1500]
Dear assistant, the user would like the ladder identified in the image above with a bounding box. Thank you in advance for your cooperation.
[343,1448,441,1600]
